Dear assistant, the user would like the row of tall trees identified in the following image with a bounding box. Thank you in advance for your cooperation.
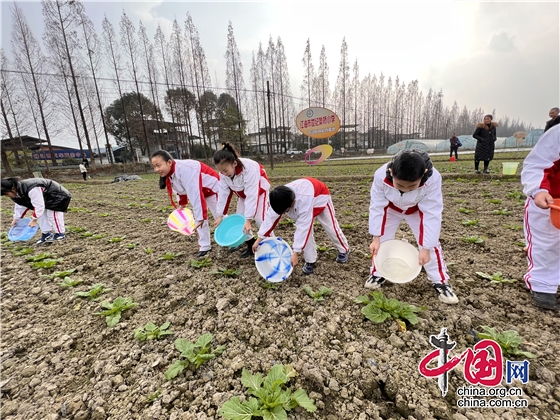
[1,0,534,169]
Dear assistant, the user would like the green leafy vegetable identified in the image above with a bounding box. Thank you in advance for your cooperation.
[108,236,127,243]
[220,364,316,419]
[475,272,517,283]
[42,269,76,279]
[94,297,138,327]
[30,258,63,270]
[211,267,242,277]
[354,290,424,331]
[190,257,212,268]
[134,322,173,341]
[58,277,84,287]
[165,333,225,380]
[26,252,56,262]
[477,326,536,359]
[303,286,333,301]
[75,283,112,300]
[159,252,184,261]
[461,236,485,244]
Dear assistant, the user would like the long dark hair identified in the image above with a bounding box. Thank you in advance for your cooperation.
[213,142,244,170]
[151,150,174,189]
[1,177,19,196]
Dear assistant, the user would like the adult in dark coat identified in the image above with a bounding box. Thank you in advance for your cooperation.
[449,133,460,160]
[472,114,498,174]
[544,107,560,132]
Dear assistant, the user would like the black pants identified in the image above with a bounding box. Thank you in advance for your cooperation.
[450,146,459,159]
[474,160,489,171]
[82,172,87,180]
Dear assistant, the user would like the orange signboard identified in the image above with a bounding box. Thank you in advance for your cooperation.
[295,107,341,139]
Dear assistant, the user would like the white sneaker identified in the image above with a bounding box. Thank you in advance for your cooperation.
[364,275,386,290]
[433,284,459,304]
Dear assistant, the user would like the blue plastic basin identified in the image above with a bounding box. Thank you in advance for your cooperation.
[214,214,246,248]
[8,218,39,242]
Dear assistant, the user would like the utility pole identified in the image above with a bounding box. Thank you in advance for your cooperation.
[266,80,274,170]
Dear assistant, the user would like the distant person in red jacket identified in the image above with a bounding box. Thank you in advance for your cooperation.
[544,107,560,132]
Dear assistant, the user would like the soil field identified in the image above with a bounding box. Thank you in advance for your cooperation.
[1,172,558,420]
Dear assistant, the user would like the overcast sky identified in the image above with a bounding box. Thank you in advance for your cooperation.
[1,0,559,147]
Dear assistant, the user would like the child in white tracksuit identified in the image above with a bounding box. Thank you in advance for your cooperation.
[365,149,458,304]
[1,177,72,244]
[253,177,349,275]
[213,143,271,258]
[151,150,220,258]
[521,125,560,310]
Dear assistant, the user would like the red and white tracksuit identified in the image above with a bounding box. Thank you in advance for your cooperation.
[369,164,449,284]
[216,158,271,240]
[521,125,560,294]
[168,160,220,251]
[258,177,349,263]
[14,187,65,234]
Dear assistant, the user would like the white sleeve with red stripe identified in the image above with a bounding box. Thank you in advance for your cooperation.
[176,164,206,222]
[216,176,232,216]
[292,195,314,253]
[521,127,560,198]
[416,170,443,249]
[257,206,281,239]
[28,187,46,219]
[13,203,29,219]
[241,162,261,220]
[368,168,389,236]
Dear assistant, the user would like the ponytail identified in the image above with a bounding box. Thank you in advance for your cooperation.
[1,177,19,196]
[213,142,244,170]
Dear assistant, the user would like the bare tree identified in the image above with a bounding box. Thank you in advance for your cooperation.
[11,3,58,165]
[351,58,359,150]
[300,38,314,108]
[139,21,164,150]
[76,2,111,165]
[224,21,246,153]
[170,18,195,157]
[154,24,181,155]
[186,13,211,154]
[249,52,262,150]
[314,45,330,109]
[102,15,134,159]
[275,37,294,152]
[120,12,151,156]
[335,37,350,149]
[42,0,95,167]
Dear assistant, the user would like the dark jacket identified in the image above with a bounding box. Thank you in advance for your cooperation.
[544,116,560,132]
[450,136,459,147]
[11,178,72,212]
[473,122,498,161]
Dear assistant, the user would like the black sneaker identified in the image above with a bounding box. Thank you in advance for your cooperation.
[53,233,66,241]
[364,275,386,290]
[532,292,558,310]
[36,232,54,245]
[483,169,490,174]
[240,238,256,258]
[228,243,245,253]
[240,247,254,258]
[195,250,210,258]
[433,284,459,304]
[475,170,481,174]
[302,262,316,275]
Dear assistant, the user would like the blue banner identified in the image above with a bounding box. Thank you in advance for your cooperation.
[32,149,90,160]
